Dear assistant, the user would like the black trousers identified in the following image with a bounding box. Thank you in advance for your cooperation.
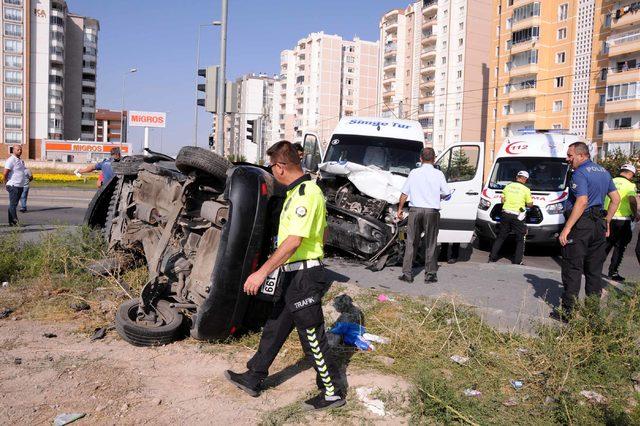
[560,214,607,313]
[605,220,633,275]
[489,212,527,264]
[403,208,440,276]
[246,265,342,396]
[6,185,23,225]
[636,231,640,266]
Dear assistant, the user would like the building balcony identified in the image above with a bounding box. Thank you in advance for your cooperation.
[84,40,97,49]
[81,132,95,140]
[82,79,96,88]
[382,74,396,83]
[82,105,95,113]
[421,31,436,43]
[507,38,537,54]
[611,3,640,29]
[418,117,434,128]
[505,111,536,122]
[607,66,640,84]
[49,97,63,107]
[50,38,64,48]
[602,127,640,142]
[50,67,64,77]
[421,63,435,73]
[422,16,436,29]
[83,53,97,62]
[423,0,438,14]
[49,128,63,136]
[83,93,96,100]
[83,66,96,74]
[420,47,436,58]
[384,43,397,54]
[608,30,640,56]
[507,88,537,99]
[383,89,395,98]
[51,23,65,34]
[507,63,538,77]
[50,52,64,63]
[420,78,435,88]
[385,20,399,33]
[383,60,397,70]
[51,8,65,19]
[49,82,63,92]
[511,16,541,32]
[605,97,640,113]
[81,119,95,127]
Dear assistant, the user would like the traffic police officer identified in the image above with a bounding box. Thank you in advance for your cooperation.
[225,141,345,411]
[555,142,620,322]
[604,164,637,282]
[489,170,533,265]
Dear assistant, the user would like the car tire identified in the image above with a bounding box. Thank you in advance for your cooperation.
[112,160,143,176]
[175,146,230,181]
[83,176,118,230]
[115,299,185,347]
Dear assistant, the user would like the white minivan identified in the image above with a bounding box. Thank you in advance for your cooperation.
[475,131,586,245]
[302,117,484,260]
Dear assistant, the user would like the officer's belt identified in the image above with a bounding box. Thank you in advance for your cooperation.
[564,206,603,220]
[611,217,632,221]
[282,259,322,272]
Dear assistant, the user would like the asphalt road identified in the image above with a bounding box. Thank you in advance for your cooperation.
[1,187,637,332]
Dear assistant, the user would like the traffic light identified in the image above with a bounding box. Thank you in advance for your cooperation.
[246,119,256,143]
[197,66,218,113]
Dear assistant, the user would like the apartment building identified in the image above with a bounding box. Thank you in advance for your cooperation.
[1,0,30,156]
[485,0,616,165]
[602,1,640,154]
[276,32,379,147]
[95,108,126,143]
[1,0,98,159]
[231,73,278,163]
[377,0,492,151]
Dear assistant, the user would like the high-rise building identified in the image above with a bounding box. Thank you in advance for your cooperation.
[275,32,379,147]
[601,1,640,154]
[485,0,618,165]
[377,0,492,151]
[95,108,126,143]
[1,0,30,156]
[0,0,98,159]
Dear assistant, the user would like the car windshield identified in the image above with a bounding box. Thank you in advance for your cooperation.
[488,157,569,192]
[324,134,423,176]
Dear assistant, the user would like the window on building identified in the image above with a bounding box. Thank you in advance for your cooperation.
[3,22,22,37]
[501,127,508,137]
[508,0,514,6]
[457,70,462,78]
[4,0,23,5]
[459,22,464,30]
[511,26,539,46]
[496,25,501,36]
[458,54,463,62]
[456,102,461,110]
[614,117,632,129]
[4,116,21,129]
[557,27,567,40]
[493,108,497,118]
[459,38,463,46]
[3,7,22,22]
[4,70,21,83]
[455,118,460,127]
[556,51,566,63]
[443,25,448,33]
[606,82,639,102]
[558,3,568,21]
[4,101,21,114]
[599,94,606,106]
[442,56,447,64]
[4,131,22,144]
[3,85,21,99]
[597,120,604,135]
[3,39,22,53]
[346,56,354,63]
[555,76,564,87]
[600,68,607,81]
[347,67,354,73]
[604,13,611,28]
[4,54,22,69]
[439,119,444,126]
[512,2,541,24]
[553,100,563,112]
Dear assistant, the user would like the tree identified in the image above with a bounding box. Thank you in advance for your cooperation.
[598,149,639,185]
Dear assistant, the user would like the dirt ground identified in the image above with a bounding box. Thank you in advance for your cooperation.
[0,319,409,425]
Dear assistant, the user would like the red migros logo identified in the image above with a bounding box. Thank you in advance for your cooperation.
[505,141,528,154]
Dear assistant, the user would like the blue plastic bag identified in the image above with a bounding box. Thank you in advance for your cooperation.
[329,321,372,351]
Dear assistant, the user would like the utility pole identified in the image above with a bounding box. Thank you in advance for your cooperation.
[398,100,403,118]
[215,0,228,156]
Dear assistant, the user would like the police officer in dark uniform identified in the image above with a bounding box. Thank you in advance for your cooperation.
[225,141,345,411]
[554,142,620,322]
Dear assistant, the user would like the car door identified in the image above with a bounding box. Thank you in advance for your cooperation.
[435,142,484,243]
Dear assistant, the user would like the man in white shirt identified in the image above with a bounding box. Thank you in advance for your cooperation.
[396,147,450,283]
[3,145,26,226]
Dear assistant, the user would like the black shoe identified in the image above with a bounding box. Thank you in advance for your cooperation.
[487,257,497,263]
[301,391,346,411]
[608,273,625,282]
[398,274,413,283]
[549,310,569,324]
[224,370,262,397]
[425,273,438,283]
[447,258,458,264]
[19,208,26,213]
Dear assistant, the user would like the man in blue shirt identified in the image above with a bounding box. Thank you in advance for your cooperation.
[75,147,121,186]
[396,147,450,284]
[554,142,620,322]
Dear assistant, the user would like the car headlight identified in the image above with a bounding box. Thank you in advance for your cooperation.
[478,198,491,211]
[546,202,564,215]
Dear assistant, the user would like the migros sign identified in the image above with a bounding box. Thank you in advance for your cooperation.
[128,111,167,128]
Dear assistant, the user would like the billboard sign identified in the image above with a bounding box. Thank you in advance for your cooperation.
[44,141,131,154]
[128,111,166,128]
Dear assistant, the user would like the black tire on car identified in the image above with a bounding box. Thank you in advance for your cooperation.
[175,146,230,181]
[115,299,184,347]
[83,176,118,229]
[112,160,143,176]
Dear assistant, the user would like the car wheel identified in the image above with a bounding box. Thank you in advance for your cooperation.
[175,146,230,182]
[112,160,143,176]
[83,176,118,230]
[115,299,185,347]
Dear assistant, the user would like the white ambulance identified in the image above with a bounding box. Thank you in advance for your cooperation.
[475,130,587,245]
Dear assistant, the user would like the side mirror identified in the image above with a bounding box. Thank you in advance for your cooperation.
[303,133,321,172]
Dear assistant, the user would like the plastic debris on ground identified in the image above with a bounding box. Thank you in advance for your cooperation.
[510,379,524,390]
[70,301,91,312]
[0,308,14,319]
[90,327,107,342]
[53,413,86,426]
[503,397,518,407]
[450,355,469,365]
[355,387,386,416]
[377,294,395,302]
[1,281,8,288]
[579,390,607,404]
[362,333,390,344]
[329,322,373,351]
[463,388,482,397]
[43,333,57,338]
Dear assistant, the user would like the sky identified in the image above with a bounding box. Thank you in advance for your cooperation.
[67,0,403,156]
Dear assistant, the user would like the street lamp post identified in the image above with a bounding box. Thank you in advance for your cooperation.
[120,68,137,149]
[215,0,228,156]
[193,22,220,147]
